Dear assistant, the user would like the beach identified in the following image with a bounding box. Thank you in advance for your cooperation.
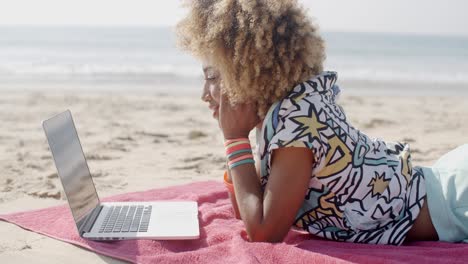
[1,25,468,263]
[0,87,467,263]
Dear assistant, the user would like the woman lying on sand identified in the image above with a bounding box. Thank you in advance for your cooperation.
[176,0,468,245]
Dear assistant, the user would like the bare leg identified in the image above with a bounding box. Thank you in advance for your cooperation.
[405,197,439,242]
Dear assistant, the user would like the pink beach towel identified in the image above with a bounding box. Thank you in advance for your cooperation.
[0,180,467,264]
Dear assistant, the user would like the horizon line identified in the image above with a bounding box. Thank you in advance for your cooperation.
[0,24,467,38]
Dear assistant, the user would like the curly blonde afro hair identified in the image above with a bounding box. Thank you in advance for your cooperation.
[177,0,325,118]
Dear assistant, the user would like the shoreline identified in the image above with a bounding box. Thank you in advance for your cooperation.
[0,79,467,96]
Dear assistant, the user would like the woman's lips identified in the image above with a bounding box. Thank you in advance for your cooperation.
[209,105,219,118]
[209,104,219,111]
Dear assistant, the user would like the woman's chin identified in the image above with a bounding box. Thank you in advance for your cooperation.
[212,110,219,119]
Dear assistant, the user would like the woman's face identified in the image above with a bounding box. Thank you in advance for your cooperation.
[201,65,221,119]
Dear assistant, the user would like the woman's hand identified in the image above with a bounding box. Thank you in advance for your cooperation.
[218,92,260,140]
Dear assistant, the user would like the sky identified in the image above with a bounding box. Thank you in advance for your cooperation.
[0,0,467,36]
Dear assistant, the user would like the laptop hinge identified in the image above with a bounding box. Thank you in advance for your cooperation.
[78,205,103,236]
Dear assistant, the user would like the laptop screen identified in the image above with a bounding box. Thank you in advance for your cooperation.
[43,110,100,227]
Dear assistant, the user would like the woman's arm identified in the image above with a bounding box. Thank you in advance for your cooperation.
[227,169,242,219]
[230,147,313,242]
[217,92,313,242]
[227,155,262,220]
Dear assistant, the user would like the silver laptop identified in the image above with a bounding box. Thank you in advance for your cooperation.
[42,110,199,241]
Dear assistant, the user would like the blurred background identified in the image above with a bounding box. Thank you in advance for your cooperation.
[0,0,467,95]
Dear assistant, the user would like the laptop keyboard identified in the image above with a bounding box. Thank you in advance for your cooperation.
[98,205,152,233]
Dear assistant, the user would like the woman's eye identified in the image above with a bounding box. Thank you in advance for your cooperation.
[204,68,218,80]
[205,75,217,81]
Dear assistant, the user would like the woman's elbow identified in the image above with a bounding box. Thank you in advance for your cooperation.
[250,236,284,243]
[247,228,286,243]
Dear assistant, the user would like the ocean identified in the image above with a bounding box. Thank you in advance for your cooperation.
[1,26,467,94]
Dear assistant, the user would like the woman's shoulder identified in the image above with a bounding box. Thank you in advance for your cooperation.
[265,71,342,129]
[287,71,339,99]
[259,72,341,155]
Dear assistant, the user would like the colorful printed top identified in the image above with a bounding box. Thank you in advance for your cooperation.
[257,71,426,245]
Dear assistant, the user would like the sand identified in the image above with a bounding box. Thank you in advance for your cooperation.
[0,90,467,263]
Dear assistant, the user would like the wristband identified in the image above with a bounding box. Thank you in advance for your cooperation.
[224,138,250,147]
[226,143,252,156]
[225,140,250,148]
[227,154,254,166]
[227,148,252,159]
[229,158,255,170]
[225,138,252,160]
[224,138,255,170]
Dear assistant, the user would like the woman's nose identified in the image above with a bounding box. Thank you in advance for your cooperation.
[201,82,211,102]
